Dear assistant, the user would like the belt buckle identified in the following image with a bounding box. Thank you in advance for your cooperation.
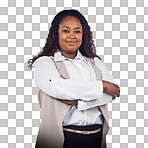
[82,130,90,135]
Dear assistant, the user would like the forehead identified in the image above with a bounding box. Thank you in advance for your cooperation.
[59,16,82,28]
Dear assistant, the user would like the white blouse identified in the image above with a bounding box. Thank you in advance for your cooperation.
[34,50,115,126]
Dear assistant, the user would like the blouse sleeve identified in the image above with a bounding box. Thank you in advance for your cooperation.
[94,57,115,83]
[77,57,115,110]
[34,56,103,101]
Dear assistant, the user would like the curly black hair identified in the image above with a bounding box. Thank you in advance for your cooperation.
[28,9,100,69]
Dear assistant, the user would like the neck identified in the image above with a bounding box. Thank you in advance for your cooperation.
[61,50,78,59]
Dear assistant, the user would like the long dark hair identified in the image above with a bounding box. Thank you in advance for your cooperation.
[28,9,100,69]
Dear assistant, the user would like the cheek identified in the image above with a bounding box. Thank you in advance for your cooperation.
[58,34,65,45]
[79,33,83,40]
[79,35,83,43]
[58,35,67,48]
[58,34,62,41]
[59,36,67,45]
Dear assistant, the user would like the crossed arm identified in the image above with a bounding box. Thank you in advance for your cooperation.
[61,74,120,105]
[34,56,120,108]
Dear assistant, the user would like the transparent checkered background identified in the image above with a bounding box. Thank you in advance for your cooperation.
[0,0,148,147]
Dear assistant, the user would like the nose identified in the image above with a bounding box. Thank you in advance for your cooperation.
[68,35,76,39]
[68,32,76,39]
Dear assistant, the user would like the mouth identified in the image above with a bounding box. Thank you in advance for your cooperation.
[66,41,77,45]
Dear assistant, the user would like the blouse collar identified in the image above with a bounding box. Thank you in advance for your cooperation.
[54,49,86,62]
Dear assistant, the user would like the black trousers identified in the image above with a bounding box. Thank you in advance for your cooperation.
[63,124,103,148]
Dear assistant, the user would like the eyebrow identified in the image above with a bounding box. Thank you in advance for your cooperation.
[62,26,82,29]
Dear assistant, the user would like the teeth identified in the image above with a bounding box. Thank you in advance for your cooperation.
[66,41,77,44]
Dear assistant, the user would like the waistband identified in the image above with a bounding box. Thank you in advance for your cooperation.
[63,124,103,131]
[63,124,102,135]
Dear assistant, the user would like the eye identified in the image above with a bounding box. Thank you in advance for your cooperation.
[63,30,69,33]
[75,30,81,34]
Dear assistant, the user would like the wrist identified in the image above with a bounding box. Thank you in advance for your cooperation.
[102,80,107,92]
[76,100,78,105]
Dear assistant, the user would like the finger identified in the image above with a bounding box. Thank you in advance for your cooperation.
[112,95,116,100]
[114,84,119,89]
[62,100,70,104]
[115,90,120,97]
[117,88,120,96]
[116,86,120,96]
[117,90,120,97]
[115,87,120,93]
[60,75,66,79]
[114,85,120,92]
[62,100,75,105]
[63,101,71,105]
[62,100,67,103]
[111,92,116,100]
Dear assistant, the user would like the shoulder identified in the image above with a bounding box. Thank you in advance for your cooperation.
[33,56,54,66]
[94,57,103,65]
[94,57,110,72]
[34,56,54,64]
[84,56,104,66]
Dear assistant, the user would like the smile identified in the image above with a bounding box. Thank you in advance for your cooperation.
[66,41,77,45]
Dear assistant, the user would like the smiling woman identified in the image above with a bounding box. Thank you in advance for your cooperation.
[27,9,120,148]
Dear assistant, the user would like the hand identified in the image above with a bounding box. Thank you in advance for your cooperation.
[102,81,120,100]
[60,75,65,79]
[62,100,78,105]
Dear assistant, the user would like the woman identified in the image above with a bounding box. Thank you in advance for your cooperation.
[28,9,120,148]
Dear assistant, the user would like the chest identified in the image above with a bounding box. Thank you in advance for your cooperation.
[63,60,97,81]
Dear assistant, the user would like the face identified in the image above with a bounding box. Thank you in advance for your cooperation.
[58,16,83,59]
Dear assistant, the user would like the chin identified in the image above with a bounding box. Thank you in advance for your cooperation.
[67,48,78,52]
